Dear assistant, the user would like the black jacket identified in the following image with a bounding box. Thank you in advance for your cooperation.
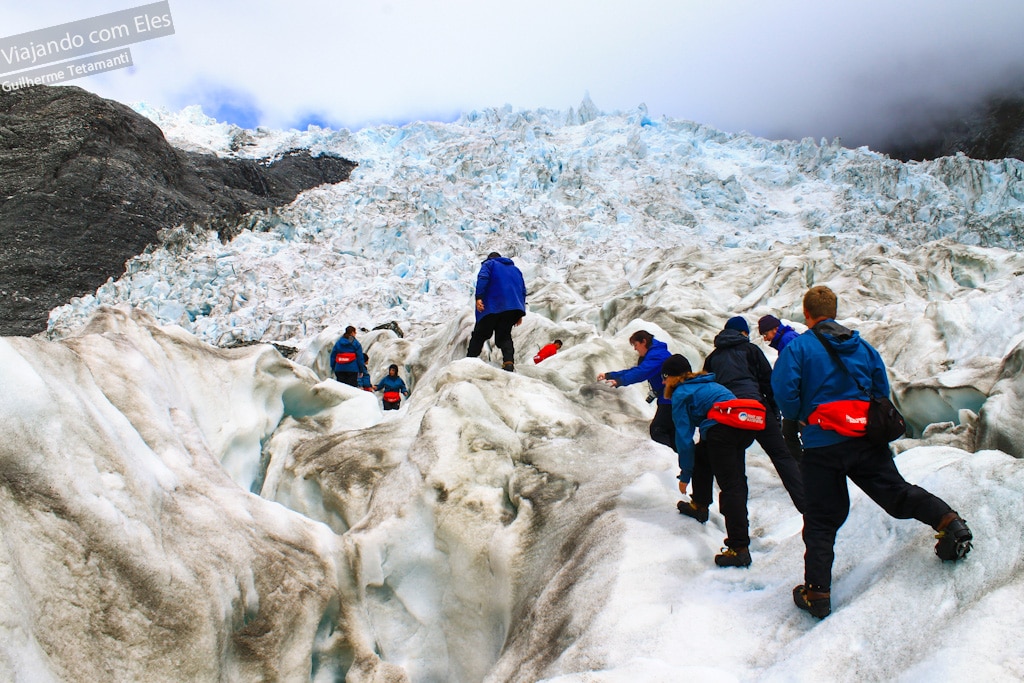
[703,329,779,414]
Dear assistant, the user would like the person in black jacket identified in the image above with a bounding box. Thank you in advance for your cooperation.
[703,316,805,513]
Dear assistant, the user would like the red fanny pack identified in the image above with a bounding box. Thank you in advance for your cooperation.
[807,400,869,437]
[334,352,357,365]
[383,391,401,403]
[708,399,767,430]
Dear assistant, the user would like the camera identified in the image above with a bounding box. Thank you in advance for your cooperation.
[646,390,657,404]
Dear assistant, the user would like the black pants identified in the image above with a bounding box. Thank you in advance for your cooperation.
[801,438,953,591]
[782,417,803,462]
[650,402,676,452]
[335,371,358,387]
[467,310,522,363]
[756,415,806,512]
[383,400,401,411]
[690,424,756,549]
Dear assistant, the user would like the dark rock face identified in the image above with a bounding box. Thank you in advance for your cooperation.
[0,85,356,337]
[881,87,1024,163]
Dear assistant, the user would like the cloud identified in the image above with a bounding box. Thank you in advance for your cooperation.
[7,0,1024,148]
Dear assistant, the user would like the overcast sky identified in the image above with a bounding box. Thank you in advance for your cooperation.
[5,1,1024,149]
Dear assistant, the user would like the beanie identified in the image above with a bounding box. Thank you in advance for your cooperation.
[758,315,781,335]
[725,316,749,334]
[660,354,692,377]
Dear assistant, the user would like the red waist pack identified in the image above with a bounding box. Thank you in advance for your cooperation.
[334,352,357,365]
[807,400,869,437]
[383,391,402,403]
[708,399,767,431]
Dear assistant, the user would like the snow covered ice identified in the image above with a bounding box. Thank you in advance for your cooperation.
[4,98,1024,681]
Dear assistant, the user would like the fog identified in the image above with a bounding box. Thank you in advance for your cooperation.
[4,0,1024,148]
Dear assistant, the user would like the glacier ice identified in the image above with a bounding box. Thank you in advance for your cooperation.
[4,100,1024,680]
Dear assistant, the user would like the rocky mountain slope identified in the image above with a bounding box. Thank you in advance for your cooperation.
[0,86,356,336]
[880,85,1024,162]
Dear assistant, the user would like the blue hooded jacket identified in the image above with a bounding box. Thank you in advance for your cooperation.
[606,338,672,405]
[769,324,799,353]
[375,374,408,395]
[670,373,735,483]
[475,256,527,321]
[330,335,367,375]
[771,320,890,448]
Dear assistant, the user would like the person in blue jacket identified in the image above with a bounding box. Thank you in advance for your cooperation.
[772,285,973,620]
[331,326,367,387]
[759,314,799,352]
[760,314,803,460]
[662,354,757,568]
[598,330,676,472]
[358,353,373,391]
[466,252,527,372]
[374,364,410,411]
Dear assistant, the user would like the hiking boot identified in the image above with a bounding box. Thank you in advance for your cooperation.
[677,500,709,523]
[502,361,515,372]
[793,584,831,619]
[714,547,751,568]
[934,513,973,562]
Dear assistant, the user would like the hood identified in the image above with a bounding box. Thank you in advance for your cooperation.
[814,319,862,355]
[486,256,515,266]
[713,328,750,349]
[645,337,670,357]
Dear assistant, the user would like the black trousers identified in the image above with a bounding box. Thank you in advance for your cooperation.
[335,371,358,387]
[690,424,756,549]
[756,414,806,512]
[383,400,400,411]
[782,417,803,462]
[801,438,953,591]
[650,402,676,452]
[467,310,522,363]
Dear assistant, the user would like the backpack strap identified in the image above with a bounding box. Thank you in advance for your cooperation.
[811,328,871,398]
